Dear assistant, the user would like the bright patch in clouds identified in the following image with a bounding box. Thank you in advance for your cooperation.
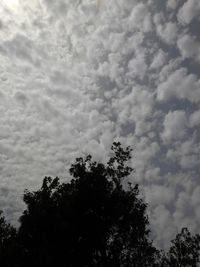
[0,0,199,249]
[2,0,20,10]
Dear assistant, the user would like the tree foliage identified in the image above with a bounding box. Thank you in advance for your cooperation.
[0,142,199,266]
[163,228,200,267]
[18,142,157,266]
[0,211,19,267]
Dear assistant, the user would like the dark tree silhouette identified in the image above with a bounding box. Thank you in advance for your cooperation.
[162,227,200,267]
[0,211,20,267]
[17,142,159,267]
[0,142,196,267]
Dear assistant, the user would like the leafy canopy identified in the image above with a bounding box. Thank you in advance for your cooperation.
[0,142,199,267]
[18,142,158,267]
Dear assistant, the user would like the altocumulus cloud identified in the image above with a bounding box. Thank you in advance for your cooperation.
[0,0,199,248]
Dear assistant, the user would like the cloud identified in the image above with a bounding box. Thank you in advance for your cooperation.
[189,110,200,127]
[161,110,188,144]
[14,91,29,106]
[128,3,152,33]
[156,21,178,44]
[150,204,175,248]
[145,185,175,207]
[157,68,200,102]
[167,0,179,10]
[128,56,147,80]
[177,0,200,24]
[177,34,200,62]
[167,136,200,170]
[150,49,168,69]
[0,34,45,66]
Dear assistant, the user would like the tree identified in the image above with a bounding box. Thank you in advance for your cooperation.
[0,142,199,266]
[17,142,159,267]
[0,211,19,267]
[163,227,200,267]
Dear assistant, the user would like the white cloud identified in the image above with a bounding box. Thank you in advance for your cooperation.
[145,185,175,207]
[177,0,200,24]
[167,137,200,169]
[158,57,182,82]
[167,0,179,10]
[128,3,152,32]
[161,110,188,144]
[177,34,200,62]
[157,68,200,102]
[128,56,147,80]
[157,21,178,44]
[173,184,200,232]
[150,49,168,69]
[189,110,200,127]
[150,205,175,248]
[112,87,155,137]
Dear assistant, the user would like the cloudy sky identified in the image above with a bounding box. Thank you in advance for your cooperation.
[0,0,199,248]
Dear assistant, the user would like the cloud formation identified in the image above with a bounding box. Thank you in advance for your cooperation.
[0,0,199,248]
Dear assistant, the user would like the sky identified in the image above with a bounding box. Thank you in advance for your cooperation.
[0,0,199,248]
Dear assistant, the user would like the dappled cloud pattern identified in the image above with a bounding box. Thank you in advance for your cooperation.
[0,0,199,248]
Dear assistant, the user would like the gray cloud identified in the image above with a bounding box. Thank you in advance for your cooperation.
[157,67,200,102]
[177,0,200,24]
[177,34,200,62]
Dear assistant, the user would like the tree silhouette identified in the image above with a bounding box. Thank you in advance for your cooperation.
[0,211,20,267]
[17,142,159,266]
[0,141,196,267]
[163,227,200,267]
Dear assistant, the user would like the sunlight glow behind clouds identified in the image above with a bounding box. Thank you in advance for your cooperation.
[1,0,20,12]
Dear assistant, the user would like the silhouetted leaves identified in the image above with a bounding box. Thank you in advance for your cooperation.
[0,142,199,266]
[163,228,200,267]
[0,211,20,267]
[18,142,157,266]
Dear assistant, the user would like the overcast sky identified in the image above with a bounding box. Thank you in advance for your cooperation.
[0,0,199,248]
